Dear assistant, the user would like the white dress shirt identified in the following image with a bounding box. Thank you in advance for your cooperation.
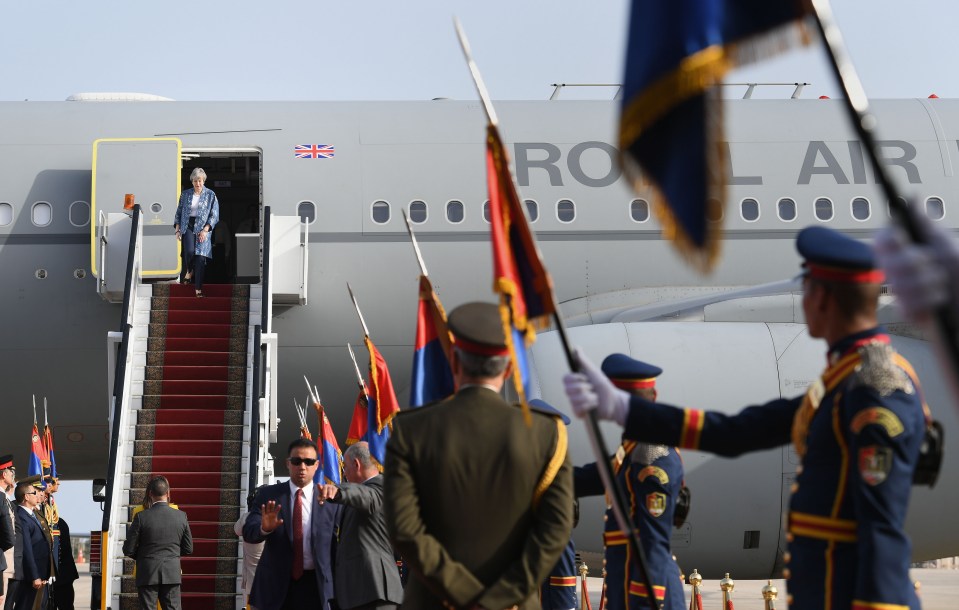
[288,481,315,570]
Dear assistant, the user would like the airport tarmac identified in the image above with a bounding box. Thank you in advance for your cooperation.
[578,569,959,609]
[69,565,959,609]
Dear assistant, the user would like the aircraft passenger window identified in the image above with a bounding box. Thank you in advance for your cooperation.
[372,200,390,224]
[297,201,316,224]
[525,200,539,222]
[630,199,650,222]
[557,199,575,223]
[851,197,871,221]
[777,198,796,221]
[31,202,52,227]
[446,200,464,223]
[926,197,945,220]
[409,200,428,224]
[69,201,90,227]
[814,197,834,221]
[740,198,759,222]
[0,203,12,226]
[483,200,491,223]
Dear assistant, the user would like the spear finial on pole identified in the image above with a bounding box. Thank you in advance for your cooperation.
[402,209,430,277]
[347,343,370,404]
[347,283,371,338]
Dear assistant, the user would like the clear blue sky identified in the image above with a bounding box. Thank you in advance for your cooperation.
[8,0,954,534]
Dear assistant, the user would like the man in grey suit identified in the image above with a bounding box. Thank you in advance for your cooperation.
[122,476,193,610]
[318,442,402,610]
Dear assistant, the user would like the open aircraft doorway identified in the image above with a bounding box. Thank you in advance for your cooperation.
[180,148,262,285]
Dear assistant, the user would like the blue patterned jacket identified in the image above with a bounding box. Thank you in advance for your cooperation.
[173,187,220,259]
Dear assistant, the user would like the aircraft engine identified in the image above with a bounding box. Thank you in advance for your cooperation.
[527,321,959,579]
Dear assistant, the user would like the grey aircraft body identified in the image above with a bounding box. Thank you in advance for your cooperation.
[1,95,958,577]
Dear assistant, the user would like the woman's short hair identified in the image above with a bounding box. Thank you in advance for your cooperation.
[190,167,207,182]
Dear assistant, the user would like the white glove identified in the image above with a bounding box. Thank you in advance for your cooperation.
[562,349,630,426]
[875,219,959,323]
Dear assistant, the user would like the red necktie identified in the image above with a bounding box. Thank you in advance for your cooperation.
[292,488,304,580]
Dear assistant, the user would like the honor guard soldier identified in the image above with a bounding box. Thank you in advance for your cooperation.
[529,399,578,610]
[564,226,938,610]
[573,356,686,610]
[385,302,574,610]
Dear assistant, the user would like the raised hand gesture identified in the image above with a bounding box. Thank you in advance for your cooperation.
[260,500,284,533]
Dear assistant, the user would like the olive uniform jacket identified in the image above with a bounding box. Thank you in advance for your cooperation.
[385,386,574,610]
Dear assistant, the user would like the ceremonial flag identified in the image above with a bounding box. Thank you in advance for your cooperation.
[347,337,401,466]
[410,275,454,407]
[619,0,812,272]
[43,423,57,481]
[314,403,343,485]
[487,125,556,417]
[28,422,47,484]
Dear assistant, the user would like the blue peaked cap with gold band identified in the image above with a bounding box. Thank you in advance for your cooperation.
[601,354,662,391]
[528,399,571,426]
[796,226,885,284]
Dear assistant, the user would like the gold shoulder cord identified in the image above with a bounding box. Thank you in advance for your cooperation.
[533,417,568,510]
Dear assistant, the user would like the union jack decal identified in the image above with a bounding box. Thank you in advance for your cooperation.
[294,144,335,159]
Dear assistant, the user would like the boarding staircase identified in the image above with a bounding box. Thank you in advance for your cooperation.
[92,205,307,610]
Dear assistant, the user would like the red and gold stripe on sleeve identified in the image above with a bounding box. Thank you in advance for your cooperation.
[680,408,705,449]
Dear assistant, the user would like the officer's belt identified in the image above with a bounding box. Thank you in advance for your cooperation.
[789,511,857,543]
[549,576,577,586]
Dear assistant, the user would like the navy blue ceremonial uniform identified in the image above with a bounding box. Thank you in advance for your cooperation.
[574,357,685,609]
[540,539,577,610]
[613,228,926,610]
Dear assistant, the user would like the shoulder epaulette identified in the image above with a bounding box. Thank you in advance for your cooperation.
[850,343,914,397]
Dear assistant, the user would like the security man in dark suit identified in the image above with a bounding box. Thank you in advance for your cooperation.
[122,476,194,610]
[573,357,686,610]
[12,480,50,610]
[564,226,931,610]
[243,438,340,610]
[385,302,574,610]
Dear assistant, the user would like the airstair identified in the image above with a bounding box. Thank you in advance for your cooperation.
[91,203,307,610]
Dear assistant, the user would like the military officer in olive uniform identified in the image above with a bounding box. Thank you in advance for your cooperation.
[564,226,932,610]
[385,302,574,610]
[574,356,686,610]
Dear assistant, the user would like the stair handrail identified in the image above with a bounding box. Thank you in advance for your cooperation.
[261,206,272,333]
[99,204,145,610]
[247,324,263,499]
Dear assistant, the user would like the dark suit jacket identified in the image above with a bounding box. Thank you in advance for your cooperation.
[331,474,403,609]
[0,496,14,571]
[15,506,50,583]
[385,386,574,610]
[243,481,340,610]
[122,502,193,586]
[55,517,79,582]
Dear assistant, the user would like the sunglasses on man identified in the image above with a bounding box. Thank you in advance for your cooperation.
[288,457,318,466]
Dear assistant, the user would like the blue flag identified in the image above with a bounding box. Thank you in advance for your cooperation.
[620,0,811,272]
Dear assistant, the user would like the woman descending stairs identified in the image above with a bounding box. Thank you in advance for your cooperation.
[120,283,251,610]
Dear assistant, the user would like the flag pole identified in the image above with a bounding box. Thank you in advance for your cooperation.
[402,210,430,277]
[304,376,321,406]
[809,0,959,391]
[347,343,371,404]
[454,18,659,610]
[347,283,371,338]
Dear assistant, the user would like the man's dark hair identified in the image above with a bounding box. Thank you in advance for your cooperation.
[454,347,510,378]
[809,277,880,321]
[14,482,35,504]
[147,475,170,499]
[288,437,319,457]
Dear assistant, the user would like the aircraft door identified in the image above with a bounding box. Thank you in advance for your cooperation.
[91,138,182,278]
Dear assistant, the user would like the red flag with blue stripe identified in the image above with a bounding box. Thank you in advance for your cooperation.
[620,0,812,272]
[347,337,401,466]
[409,275,454,407]
[28,423,48,484]
[43,424,57,481]
[487,125,556,419]
[314,403,343,485]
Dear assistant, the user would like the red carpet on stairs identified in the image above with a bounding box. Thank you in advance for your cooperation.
[123,282,250,610]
